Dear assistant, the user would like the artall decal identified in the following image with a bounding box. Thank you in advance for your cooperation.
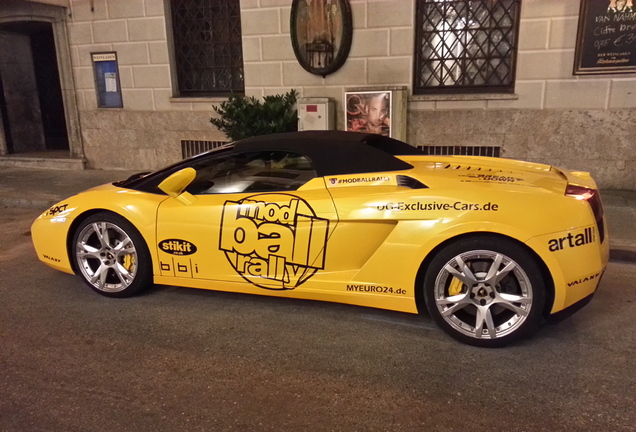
[548,227,596,252]
[219,194,329,290]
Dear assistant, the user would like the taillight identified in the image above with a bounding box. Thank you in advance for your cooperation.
[565,184,595,200]
[566,185,605,243]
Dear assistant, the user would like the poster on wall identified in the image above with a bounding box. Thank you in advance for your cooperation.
[574,0,636,74]
[345,90,392,137]
[91,52,123,108]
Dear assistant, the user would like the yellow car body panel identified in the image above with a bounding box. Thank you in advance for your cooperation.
[31,141,608,320]
[32,185,168,275]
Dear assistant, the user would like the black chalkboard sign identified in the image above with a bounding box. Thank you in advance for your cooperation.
[574,0,636,74]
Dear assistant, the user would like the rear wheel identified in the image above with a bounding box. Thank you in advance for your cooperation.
[72,212,152,297]
[423,236,546,347]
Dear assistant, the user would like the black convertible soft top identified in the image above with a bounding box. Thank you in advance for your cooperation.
[118,131,423,192]
[236,130,421,176]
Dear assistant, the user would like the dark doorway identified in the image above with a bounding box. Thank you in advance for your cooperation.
[31,26,69,150]
[0,71,14,153]
[0,21,69,154]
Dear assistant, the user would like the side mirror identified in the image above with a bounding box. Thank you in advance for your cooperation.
[158,168,198,205]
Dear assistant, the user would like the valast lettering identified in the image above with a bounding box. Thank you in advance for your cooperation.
[159,239,197,255]
[43,254,61,263]
[567,272,601,287]
[548,227,595,252]
[219,194,329,290]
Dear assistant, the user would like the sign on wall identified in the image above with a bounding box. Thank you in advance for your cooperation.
[574,0,636,74]
[91,52,123,108]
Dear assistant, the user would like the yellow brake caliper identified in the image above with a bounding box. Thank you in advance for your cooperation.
[448,277,464,296]
[122,254,135,273]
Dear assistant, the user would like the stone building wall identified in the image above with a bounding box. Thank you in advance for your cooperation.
[408,1,636,189]
[66,0,227,169]
[64,0,636,188]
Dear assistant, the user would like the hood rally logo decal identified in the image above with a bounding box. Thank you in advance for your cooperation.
[219,194,329,290]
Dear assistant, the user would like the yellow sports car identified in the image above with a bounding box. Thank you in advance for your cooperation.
[31,131,608,347]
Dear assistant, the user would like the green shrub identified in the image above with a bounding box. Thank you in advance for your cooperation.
[210,89,298,141]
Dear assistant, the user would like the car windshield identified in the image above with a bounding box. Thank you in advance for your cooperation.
[113,144,235,190]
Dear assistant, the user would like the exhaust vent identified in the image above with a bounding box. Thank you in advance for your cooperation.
[397,175,427,189]
[417,145,501,157]
[181,140,227,159]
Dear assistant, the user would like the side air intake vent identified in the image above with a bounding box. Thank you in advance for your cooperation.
[181,140,227,159]
[417,145,501,157]
[397,175,427,189]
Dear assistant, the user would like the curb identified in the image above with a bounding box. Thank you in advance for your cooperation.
[0,197,56,210]
[609,249,636,264]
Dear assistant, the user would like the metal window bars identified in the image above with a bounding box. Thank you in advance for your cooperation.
[414,0,521,94]
[170,0,245,95]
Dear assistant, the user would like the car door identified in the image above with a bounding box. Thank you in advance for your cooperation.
[155,149,338,291]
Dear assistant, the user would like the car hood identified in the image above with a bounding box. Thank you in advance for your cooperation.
[399,155,597,193]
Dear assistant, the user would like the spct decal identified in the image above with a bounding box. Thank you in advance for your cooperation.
[46,203,68,216]
[219,194,329,290]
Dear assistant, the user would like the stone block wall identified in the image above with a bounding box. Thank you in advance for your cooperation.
[67,0,226,169]
[407,0,636,188]
[64,0,636,188]
[241,0,414,129]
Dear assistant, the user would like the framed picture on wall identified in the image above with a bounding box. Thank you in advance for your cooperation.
[574,0,636,74]
[344,90,392,137]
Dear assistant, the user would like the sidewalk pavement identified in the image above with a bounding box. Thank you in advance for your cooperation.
[1,166,635,263]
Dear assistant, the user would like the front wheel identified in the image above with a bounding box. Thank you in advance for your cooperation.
[423,236,546,347]
[72,212,152,297]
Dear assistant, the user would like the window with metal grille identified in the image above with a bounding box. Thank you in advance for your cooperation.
[170,0,244,96]
[417,145,501,157]
[413,0,521,95]
[181,139,227,159]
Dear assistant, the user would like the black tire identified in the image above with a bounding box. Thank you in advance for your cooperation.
[71,212,153,298]
[423,236,546,348]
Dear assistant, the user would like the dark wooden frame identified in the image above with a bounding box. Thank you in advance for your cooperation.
[290,0,353,78]
[574,0,636,75]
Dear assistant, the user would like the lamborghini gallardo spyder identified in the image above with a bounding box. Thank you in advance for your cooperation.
[32,131,608,347]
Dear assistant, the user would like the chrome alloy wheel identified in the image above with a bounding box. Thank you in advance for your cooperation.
[75,221,138,293]
[433,250,533,340]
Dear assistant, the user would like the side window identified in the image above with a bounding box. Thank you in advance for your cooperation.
[186,151,317,195]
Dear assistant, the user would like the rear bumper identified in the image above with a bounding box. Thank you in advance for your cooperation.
[547,290,596,323]
[526,221,609,313]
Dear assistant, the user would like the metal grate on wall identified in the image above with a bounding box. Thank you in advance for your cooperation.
[170,0,244,95]
[416,145,501,157]
[181,140,228,159]
[413,0,521,94]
